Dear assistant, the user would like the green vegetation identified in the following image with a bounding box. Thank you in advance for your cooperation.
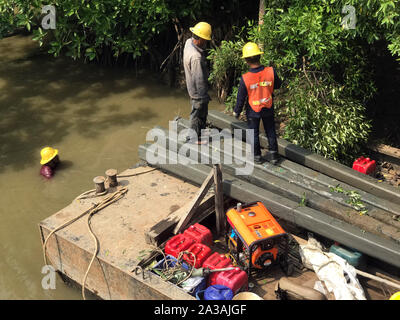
[0,0,247,63]
[330,185,368,215]
[1,0,399,163]
[207,0,400,164]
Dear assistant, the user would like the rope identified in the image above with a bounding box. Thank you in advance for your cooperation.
[42,187,128,300]
[81,187,128,300]
[116,168,156,178]
[75,189,108,200]
[42,167,159,299]
[147,247,196,286]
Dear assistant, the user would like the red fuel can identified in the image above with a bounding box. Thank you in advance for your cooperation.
[183,223,213,247]
[182,243,212,269]
[352,156,376,175]
[165,234,196,258]
[202,252,233,285]
[214,267,248,294]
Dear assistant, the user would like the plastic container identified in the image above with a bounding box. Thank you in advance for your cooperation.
[183,223,213,247]
[152,255,205,296]
[152,255,189,272]
[203,285,233,300]
[182,243,212,268]
[202,252,232,285]
[352,156,376,175]
[214,267,248,294]
[181,276,207,297]
[165,234,196,258]
[329,244,365,268]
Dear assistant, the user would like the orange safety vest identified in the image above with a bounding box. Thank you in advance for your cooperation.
[242,67,274,113]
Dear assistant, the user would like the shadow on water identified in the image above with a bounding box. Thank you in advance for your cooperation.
[57,159,74,171]
[0,52,169,173]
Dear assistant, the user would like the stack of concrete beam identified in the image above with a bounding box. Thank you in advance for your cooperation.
[138,111,400,269]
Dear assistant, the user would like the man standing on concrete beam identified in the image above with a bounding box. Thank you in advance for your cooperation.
[183,22,212,145]
[233,42,282,164]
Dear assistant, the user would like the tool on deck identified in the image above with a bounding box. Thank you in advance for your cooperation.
[191,266,237,277]
[225,201,292,277]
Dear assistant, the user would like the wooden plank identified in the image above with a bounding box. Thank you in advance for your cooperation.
[213,164,225,235]
[173,168,215,234]
[144,195,214,246]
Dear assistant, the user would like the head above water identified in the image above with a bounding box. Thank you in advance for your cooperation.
[40,146,59,165]
[190,22,212,48]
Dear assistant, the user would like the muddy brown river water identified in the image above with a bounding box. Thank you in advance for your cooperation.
[0,35,224,299]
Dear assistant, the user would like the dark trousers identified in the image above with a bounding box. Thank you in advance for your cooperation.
[189,99,208,139]
[247,114,278,157]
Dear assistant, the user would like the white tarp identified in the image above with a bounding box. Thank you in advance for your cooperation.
[299,236,366,300]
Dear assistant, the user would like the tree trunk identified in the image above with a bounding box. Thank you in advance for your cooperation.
[258,0,265,51]
[259,0,265,26]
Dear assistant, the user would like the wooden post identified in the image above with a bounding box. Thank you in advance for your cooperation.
[173,168,215,234]
[214,164,225,236]
[106,169,118,187]
[93,176,106,194]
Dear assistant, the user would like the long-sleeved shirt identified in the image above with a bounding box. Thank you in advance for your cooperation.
[183,38,210,102]
[234,66,282,118]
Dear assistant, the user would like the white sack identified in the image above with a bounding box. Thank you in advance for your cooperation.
[299,236,366,300]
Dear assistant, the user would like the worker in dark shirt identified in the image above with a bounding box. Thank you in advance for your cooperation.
[40,147,60,179]
[233,42,282,164]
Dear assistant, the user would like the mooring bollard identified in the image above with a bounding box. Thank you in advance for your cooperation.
[93,176,106,194]
[106,169,118,187]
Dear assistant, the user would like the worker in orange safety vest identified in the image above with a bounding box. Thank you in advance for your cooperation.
[233,42,282,164]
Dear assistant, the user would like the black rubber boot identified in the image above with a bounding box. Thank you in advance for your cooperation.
[254,155,264,164]
[267,151,280,165]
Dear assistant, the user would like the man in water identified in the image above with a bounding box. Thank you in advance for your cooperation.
[40,146,60,179]
[233,42,282,165]
[183,21,212,144]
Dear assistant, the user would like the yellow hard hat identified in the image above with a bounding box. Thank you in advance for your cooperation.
[190,22,212,41]
[242,42,264,58]
[40,147,58,165]
[390,292,400,300]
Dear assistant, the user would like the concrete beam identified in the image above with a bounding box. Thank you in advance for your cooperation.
[138,143,400,268]
[207,110,400,206]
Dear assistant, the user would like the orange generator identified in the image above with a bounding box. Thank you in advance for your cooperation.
[226,202,291,277]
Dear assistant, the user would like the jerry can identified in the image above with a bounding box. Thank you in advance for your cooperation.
[214,267,248,294]
[202,252,232,285]
[164,234,196,258]
[182,242,212,269]
[352,156,376,175]
[183,223,213,247]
